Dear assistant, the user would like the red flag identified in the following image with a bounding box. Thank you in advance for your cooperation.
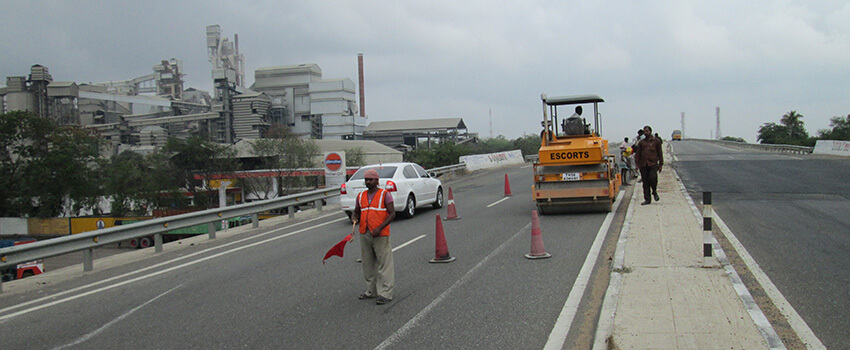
[323,234,354,264]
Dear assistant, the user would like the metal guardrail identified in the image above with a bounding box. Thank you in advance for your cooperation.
[428,163,467,176]
[0,163,473,291]
[692,139,813,154]
[0,188,339,288]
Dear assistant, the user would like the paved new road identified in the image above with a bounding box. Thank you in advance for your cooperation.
[671,140,850,349]
[0,164,625,349]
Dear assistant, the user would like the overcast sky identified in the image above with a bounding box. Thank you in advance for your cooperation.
[2,1,848,142]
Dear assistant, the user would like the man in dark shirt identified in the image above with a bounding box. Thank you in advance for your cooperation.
[635,125,663,205]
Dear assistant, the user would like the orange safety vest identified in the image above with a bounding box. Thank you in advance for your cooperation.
[358,188,391,236]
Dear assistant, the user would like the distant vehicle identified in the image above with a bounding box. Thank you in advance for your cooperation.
[119,216,253,249]
[340,162,443,220]
[0,239,44,281]
[672,130,683,141]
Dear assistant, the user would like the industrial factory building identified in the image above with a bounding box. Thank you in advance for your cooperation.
[363,118,476,151]
[0,25,370,155]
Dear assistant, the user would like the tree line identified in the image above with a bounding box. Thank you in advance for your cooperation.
[757,111,850,146]
[1,111,541,218]
[404,134,541,170]
[0,112,361,218]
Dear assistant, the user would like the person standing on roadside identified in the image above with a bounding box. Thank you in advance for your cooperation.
[632,129,644,182]
[352,169,395,305]
[635,125,663,205]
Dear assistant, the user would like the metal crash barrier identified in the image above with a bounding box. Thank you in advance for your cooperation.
[693,139,813,154]
[0,188,339,292]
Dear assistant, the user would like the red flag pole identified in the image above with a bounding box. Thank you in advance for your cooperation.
[323,223,356,264]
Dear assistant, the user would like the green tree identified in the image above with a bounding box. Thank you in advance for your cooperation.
[0,111,105,217]
[471,135,513,154]
[818,114,850,141]
[161,135,240,209]
[758,111,815,146]
[780,111,807,139]
[758,122,790,144]
[249,124,319,198]
[344,147,366,167]
[405,141,472,169]
[105,151,182,216]
[513,134,542,157]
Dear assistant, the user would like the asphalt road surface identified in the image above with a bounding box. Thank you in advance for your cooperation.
[0,164,626,349]
[671,140,850,349]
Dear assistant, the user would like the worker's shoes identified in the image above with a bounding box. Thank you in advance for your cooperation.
[641,201,651,205]
[359,292,375,300]
[376,296,391,305]
[653,193,660,201]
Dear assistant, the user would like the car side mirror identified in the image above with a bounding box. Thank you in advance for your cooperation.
[428,172,436,178]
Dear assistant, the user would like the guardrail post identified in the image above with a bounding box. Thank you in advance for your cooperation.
[208,222,216,240]
[289,206,295,219]
[154,233,163,253]
[252,213,259,228]
[703,192,713,267]
[83,249,94,272]
[316,199,323,212]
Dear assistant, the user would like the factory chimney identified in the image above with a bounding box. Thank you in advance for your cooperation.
[358,53,365,118]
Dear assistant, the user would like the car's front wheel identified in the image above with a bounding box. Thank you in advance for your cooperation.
[402,194,416,218]
[432,187,444,209]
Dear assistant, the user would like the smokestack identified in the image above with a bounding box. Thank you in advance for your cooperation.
[358,53,365,118]
[234,34,240,86]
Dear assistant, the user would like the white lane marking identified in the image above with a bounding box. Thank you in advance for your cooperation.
[392,235,425,252]
[375,222,530,350]
[522,164,533,169]
[52,284,182,350]
[486,197,510,208]
[0,213,343,315]
[714,215,825,350]
[0,218,346,322]
[544,191,624,350]
[593,189,639,349]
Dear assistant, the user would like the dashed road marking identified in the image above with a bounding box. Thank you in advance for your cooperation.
[486,197,510,208]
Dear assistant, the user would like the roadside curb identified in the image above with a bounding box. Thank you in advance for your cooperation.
[593,148,785,349]
[671,162,786,350]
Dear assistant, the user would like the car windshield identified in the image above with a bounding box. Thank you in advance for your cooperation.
[349,166,398,180]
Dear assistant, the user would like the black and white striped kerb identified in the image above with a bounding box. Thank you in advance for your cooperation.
[703,192,713,258]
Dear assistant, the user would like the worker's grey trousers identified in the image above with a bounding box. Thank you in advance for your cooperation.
[360,233,394,299]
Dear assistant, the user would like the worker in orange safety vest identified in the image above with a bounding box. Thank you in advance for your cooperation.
[352,168,396,305]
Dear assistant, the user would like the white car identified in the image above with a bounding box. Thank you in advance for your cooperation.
[340,162,443,220]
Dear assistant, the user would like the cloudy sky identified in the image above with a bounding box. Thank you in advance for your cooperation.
[2,1,848,142]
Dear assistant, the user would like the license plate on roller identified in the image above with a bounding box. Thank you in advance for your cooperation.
[562,172,581,181]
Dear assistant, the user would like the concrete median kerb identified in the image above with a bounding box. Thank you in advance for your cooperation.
[594,149,776,350]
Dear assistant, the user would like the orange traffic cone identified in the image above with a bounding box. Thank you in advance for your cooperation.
[445,187,460,220]
[504,174,513,196]
[430,214,456,263]
[525,210,551,259]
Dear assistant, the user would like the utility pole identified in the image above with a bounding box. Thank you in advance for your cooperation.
[716,107,721,140]
[681,112,685,138]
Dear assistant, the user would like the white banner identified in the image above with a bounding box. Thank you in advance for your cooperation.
[813,140,850,156]
[459,150,524,171]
